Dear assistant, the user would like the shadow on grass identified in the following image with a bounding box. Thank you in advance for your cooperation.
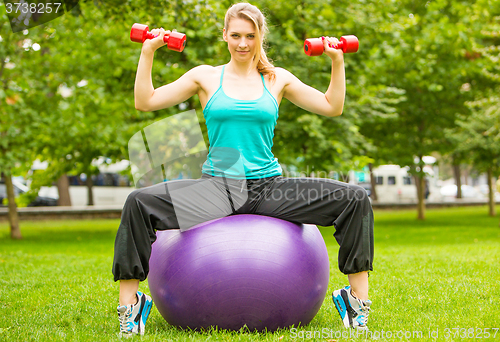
[146,312,296,339]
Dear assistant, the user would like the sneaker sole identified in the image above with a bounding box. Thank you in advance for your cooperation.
[139,298,153,336]
[332,290,351,329]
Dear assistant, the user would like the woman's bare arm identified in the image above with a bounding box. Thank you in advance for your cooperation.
[134,28,203,112]
[281,37,346,117]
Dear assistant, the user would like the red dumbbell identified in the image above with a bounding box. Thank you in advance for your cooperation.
[304,35,359,56]
[130,23,187,52]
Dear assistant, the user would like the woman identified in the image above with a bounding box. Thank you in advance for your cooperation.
[114,2,373,336]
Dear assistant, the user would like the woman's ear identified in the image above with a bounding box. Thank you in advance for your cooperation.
[223,28,228,42]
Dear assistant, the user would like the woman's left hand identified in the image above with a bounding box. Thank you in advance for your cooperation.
[322,36,344,62]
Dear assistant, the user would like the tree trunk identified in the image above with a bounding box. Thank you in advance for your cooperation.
[487,168,496,217]
[453,163,462,199]
[86,175,94,206]
[368,163,378,202]
[57,174,72,206]
[3,173,22,239]
[415,174,426,220]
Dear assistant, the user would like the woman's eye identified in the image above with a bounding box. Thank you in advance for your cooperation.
[248,35,255,38]
[232,34,239,38]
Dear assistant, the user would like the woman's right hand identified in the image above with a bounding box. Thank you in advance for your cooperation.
[141,27,170,54]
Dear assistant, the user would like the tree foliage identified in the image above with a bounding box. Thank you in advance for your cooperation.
[1,0,500,232]
[446,0,500,218]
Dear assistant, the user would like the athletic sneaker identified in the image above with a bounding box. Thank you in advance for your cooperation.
[332,285,371,330]
[117,291,153,337]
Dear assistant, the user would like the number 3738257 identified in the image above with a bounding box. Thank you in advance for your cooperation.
[444,328,499,339]
[5,2,62,14]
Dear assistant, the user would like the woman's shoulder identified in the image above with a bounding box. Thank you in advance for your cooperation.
[186,65,223,82]
[188,64,223,74]
[189,64,221,71]
[273,66,288,73]
[268,66,294,86]
[274,67,294,78]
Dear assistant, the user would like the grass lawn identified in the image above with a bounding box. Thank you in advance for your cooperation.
[1,206,499,341]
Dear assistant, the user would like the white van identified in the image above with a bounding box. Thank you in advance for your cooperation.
[369,165,440,203]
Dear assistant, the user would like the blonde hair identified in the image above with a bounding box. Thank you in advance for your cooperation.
[224,3,276,83]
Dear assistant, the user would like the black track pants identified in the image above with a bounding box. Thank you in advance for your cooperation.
[112,174,374,281]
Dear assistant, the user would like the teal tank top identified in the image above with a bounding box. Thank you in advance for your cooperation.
[202,65,282,179]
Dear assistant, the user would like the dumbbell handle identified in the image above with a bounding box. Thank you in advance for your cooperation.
[304,35,359,56]
[130,23,186,52]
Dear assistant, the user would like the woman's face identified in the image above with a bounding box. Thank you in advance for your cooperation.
[223,18,257,61]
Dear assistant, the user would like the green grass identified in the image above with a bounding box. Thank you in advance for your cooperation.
[1,206,499,341]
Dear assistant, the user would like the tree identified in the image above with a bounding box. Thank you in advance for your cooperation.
[448,0,500,219]
[25,1,147,204]
[0,3,57,238]
[448,98,500,216]
[360,0,479,219]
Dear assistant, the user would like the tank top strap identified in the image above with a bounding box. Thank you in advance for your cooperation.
[220,65,226,87]
[260,72,273,97]
[260,73,266,89]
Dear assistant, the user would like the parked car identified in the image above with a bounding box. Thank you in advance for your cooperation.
[439,184,479,201]
[0,179,58,207]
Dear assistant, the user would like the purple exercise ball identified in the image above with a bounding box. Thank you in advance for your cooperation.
[148,214,330,332]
